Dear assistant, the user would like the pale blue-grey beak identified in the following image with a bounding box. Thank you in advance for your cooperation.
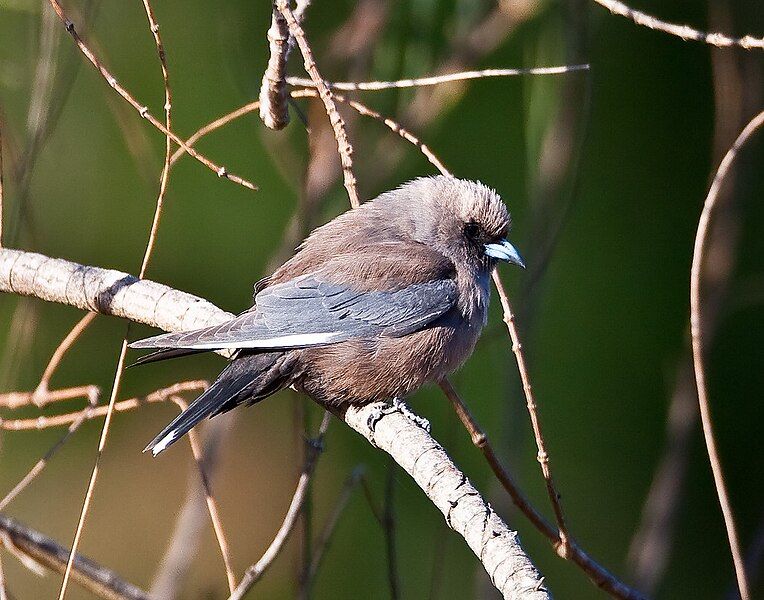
[484,239,525,268]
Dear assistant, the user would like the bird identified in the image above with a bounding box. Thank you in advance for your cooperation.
[130,176,524,456]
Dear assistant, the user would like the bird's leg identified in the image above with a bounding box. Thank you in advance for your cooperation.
[366,397,431,446]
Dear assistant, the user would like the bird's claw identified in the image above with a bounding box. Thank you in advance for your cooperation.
[366,398,431,447]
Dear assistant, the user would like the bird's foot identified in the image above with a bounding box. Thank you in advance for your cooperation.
[391,397,431,432]
[365,398,430,447]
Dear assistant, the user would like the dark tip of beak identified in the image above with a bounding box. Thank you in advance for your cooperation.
[484,240,525,268]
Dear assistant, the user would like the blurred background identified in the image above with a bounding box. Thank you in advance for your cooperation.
[0,0,763,598]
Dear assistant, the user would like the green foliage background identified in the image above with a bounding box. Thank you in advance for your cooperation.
[0,0,762,598]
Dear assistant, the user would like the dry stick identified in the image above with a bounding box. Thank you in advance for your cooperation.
[491,272,570,552]
[275,0,360,208]
[44,0,257,190]
[58,339,130,600]
[0,381,207,431]
[439,378,647,600]
[34,311,98,405]
[592,0,764,49]
[169,396,237,593]
[0,552,6,600]
[0,387,99,512]
[286,64,590,91]
[690,109,764,600]
[304,466,364,585]
[0,124,4,247]
[0,514,153,600]
[139,0,173,278]
[0,384,99,410]
[229,411,332,600]
[57,2,186,593]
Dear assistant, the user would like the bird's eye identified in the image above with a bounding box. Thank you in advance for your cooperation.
[464,222,480,239]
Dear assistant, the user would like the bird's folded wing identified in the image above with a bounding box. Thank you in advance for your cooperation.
[129,274,457,351]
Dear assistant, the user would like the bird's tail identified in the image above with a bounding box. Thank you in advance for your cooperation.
[145,352,295,456]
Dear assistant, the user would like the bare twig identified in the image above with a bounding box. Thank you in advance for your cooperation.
[169,396,237,594]
[439,378,647,600]
[383,458,400,599]
[0,384,99,411]
[592,0,764,49]
[0,124,4,248]
[0,513,154,600]
[0,541,7,600]
[0,249,547,599]
[286,64,590,91]
[229,411,331,600]
[689,109,764,600]
[491,272,570,554]
[34,312,98,405]
[139,0,174,278]
[275,0,360,208]
[0,387,99,511]
[0,381,207,430]
[58,337,129,600]
[303,466,364,587]
[44,0,257,190]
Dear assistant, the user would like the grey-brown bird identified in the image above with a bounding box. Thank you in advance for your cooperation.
[130,176,524,455]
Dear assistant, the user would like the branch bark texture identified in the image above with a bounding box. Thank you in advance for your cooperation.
[0,248,548,599]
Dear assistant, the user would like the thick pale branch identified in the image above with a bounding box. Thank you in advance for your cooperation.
[0,248,547,599]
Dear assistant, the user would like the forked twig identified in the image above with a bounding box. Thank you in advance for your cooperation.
[0,386,99,511]
[689,109,764,600]
[592,0,764,49]
[229,411,331,600]
[286,64,589,91]
[44,0,257,190]
[439,378,646,600]
[274,0,360,208]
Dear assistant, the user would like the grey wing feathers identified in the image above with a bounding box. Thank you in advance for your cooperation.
[130,275,457,351]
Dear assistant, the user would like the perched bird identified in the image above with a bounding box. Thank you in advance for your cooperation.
[130,176,524,455]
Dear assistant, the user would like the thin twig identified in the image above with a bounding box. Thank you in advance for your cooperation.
[33,312,98,405]
[58,337,130,600]
[383,458,400,599]
[303,466,365,590]
[44,0,257,190]
[592,0,764,49]
[0,513,153,600]
[0,381,207,430]
[689,109,764,600]
[229,411,331,600]
[0,546,7,600]
[0,384,99,411]
[286,64,590,91]
[438,378,647,600]
[275,0,360,208]
[169,396,237,594]
[0,387,99,511]
[0,124,4,248]
[139,0,173,278]
[491,272,571,554]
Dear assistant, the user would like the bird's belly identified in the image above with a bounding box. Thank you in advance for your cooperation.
[294,317,482,407]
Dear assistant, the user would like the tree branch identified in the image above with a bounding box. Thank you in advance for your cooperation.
[0,247,548,599]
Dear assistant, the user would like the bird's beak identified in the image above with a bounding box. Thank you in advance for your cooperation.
[484,239,525,268]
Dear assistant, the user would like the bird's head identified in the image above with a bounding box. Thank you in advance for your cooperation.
[381,176,525,274]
